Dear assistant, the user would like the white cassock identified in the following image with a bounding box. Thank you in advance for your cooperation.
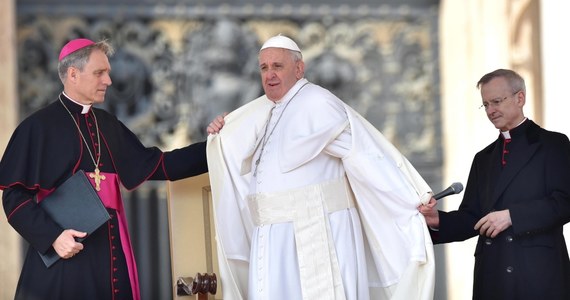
[207,78,435,300]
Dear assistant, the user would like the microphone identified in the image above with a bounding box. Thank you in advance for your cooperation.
[433,182,464,200]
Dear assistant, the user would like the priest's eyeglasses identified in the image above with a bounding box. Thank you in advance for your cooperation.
[479,91,520,110]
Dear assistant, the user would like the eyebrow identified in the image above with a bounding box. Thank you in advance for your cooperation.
[94,67,111,73]
[485,96,504,102]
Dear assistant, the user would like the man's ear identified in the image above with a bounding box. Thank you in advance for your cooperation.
[516,90,526,107]
[68,67,78,82]
[296,61,305,80]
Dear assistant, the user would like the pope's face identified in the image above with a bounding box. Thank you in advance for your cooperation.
[259,48,304,101]
[70,49,112,105]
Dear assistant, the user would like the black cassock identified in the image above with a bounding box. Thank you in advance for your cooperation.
[432,120,570,300]
[0,94,208,300]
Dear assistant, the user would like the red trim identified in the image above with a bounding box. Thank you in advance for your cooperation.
[73,120,84,173]
[0,182,41,191]
[0,182,54,198]
[127,153,164,191]
[85,111,99,162]
[67,111,84,173]
[161,156,170,181]
[502,138,512,166]
[107,217,116,300]
[100,131,120,184]
[7,198,32,220]
[99,131,165,191]
[1,113,83,192]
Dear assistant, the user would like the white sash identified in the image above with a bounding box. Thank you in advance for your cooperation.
[247,177,354,300]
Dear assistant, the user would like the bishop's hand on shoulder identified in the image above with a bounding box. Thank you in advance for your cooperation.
[207,113,228,135]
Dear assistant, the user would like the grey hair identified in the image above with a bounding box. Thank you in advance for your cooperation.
[476,68,526,94]
[57,40,114,83]
[290,49,302,62]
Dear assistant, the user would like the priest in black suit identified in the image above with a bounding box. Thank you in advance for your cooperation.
[420,68,570,300]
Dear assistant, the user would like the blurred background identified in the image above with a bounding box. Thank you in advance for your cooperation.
[1,0,569,299]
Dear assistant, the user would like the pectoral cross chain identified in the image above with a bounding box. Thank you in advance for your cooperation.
[59,96,106,192]
[253,158,261,177]
[89,168,106,191]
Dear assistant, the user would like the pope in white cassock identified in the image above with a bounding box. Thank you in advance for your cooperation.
[206,35,436,300]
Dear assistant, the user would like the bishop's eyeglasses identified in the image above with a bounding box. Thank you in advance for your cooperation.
[479,91,520,110]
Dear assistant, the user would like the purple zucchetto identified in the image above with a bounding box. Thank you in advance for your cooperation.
[58,38,95,61]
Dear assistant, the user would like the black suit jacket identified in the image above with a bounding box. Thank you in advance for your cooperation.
[434,120,570,300]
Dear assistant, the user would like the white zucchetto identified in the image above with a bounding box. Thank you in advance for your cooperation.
[260,34,302,53]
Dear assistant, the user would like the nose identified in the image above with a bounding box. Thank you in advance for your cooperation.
[486,107,498,119]
[485,104,496,113]
[104,73,112,86]
[264,70,277,81]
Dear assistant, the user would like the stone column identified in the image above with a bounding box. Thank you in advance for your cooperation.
[541,1,570,134]
[540,0,570,257]
[0,0,21,298]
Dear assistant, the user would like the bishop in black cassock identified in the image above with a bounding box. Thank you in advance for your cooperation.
[0,39,209,300]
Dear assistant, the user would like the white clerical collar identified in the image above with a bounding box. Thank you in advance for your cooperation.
[62,92,92,114]
[501,117,527,139]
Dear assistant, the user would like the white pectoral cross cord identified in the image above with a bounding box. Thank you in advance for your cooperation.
[252,82,310,177]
